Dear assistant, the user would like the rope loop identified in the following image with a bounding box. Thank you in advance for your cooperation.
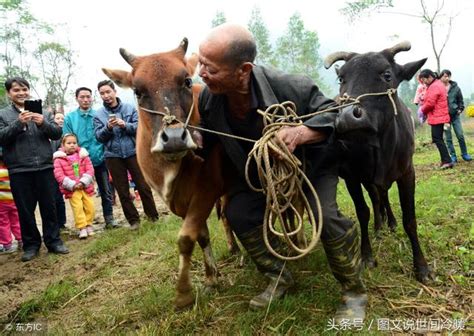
[246,102,323,260]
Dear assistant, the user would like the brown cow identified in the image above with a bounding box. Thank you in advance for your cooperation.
[102,38,233,308]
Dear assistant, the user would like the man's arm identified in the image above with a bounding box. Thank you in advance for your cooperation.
[37,112,62,140]
[94,114,114,143]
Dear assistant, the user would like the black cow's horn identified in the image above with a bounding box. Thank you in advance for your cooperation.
[324,51,355,69]
[119,48,136,65]
[383,41,411,58]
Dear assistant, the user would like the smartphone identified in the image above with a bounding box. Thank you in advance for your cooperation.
[108,113,116,120]
[24,99,43,114]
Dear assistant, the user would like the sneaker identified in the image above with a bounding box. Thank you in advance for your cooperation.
[135,190,141,201]
[462,154,472,162]
[440,162,454,170]
[86,225,95,236]
[79,228,88,239]
[451,155,458,163]
[0,243,17,254]
[105,218,120,229]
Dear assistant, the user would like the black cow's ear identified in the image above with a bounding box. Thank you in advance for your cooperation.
[401,58,427,81]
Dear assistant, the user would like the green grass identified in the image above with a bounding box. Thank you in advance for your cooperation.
[3,121,473,335]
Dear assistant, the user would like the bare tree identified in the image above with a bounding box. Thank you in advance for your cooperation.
[341,0,457,72]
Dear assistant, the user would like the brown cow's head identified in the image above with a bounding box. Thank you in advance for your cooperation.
[102,38,199,161]
[324,41,426,138]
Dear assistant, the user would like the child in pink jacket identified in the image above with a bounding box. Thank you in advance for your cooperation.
[53,134,96,239]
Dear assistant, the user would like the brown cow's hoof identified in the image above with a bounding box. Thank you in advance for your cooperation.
[174,291,195,310]
[415,266,434,284]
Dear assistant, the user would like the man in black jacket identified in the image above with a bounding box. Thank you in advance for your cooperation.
[439,69,472,162]
[198,24,366,322]
[0,77,69,261]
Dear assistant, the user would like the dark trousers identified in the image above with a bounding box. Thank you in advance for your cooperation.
[225,173,354,240]
[431,123,451,164]
[10,169,63,252]
[105,156,158,225]
[54,181,66,227]
[94,162,114,221]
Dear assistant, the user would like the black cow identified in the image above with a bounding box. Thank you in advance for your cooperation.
[324,41,432,283]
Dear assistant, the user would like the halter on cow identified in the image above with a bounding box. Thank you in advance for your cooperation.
[102,38,235,308]
[325,41,432,283]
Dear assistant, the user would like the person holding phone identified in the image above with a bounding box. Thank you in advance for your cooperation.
[94,80,159,230]
[0,77,69,261]
[63,87,118,229]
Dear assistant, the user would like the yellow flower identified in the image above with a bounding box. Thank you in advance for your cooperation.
[466,105,474,118]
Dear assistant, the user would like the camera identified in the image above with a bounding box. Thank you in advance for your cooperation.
[24,99,42,114]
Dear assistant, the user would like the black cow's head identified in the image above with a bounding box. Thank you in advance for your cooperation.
[324,41,426,138]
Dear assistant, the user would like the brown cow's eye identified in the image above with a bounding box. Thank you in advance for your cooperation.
[134,89,142,99]
[184,77,193,89]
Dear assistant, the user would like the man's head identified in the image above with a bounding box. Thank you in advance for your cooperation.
[97,80,118,107]
[439,69,452,85]
[75,87,93,111]
[4,77,31,108]
[198,23,256,95]
[419,69,437,86]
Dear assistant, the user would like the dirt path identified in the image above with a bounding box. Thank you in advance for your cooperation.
[0,190,168,321]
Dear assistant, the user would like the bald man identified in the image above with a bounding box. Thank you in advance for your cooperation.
[198,23,367,322]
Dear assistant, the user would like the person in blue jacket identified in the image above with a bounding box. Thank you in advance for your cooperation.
[94,80,159,230]
[64,87,119,229]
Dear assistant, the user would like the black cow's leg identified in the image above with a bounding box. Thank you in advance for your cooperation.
[197,224,219,288]
[380,189,397,231]
[365,184,383,234]
[397,171,432,283]
[345,179,377,268]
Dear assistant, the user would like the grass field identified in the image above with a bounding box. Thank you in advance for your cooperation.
[1,120,473,335]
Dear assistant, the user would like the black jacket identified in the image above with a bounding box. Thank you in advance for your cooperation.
[446,80,464,119]
[198,65,340,182]
[0,104,62,174]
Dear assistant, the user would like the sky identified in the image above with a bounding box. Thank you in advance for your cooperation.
[26,0,474,110]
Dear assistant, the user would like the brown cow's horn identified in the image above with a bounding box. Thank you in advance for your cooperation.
[383,41,411,58]
[179,38,189,53]
[119,48,136,65]
[324,51,354,69]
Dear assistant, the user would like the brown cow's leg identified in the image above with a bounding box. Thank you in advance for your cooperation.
[175,234,196,309]
[197,225,219,288]
[397,171,432,283]
[216,198,240,255]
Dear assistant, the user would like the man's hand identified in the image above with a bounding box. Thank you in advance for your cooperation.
[276,125,327,154]
[108,118,126,129]
[19,111,33,124]
[30,113,44,126]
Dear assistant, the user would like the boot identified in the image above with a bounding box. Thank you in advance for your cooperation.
[237,226,294,309]
[323,225,367,323]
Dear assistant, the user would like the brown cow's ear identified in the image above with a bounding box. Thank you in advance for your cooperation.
[175,37,189,59]
[102,68,133,89]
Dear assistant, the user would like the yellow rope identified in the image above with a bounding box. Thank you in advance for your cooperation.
[245,102,323,260]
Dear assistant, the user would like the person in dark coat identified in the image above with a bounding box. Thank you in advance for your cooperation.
[0,77,69,261]
[198,24,366,322]
[439,69,472,163]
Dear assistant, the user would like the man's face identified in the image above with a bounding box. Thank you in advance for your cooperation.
[98,85,117,106]
[440,73,450,84]
[198,41,241,95]
[76,90,92,110]
[7,82,30,108]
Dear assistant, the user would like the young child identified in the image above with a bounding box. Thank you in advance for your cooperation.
[53,134,96,239]
[0,147,22,253]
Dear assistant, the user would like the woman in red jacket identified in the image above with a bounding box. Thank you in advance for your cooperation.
[53,134,96,238]
[420,69,453,169]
